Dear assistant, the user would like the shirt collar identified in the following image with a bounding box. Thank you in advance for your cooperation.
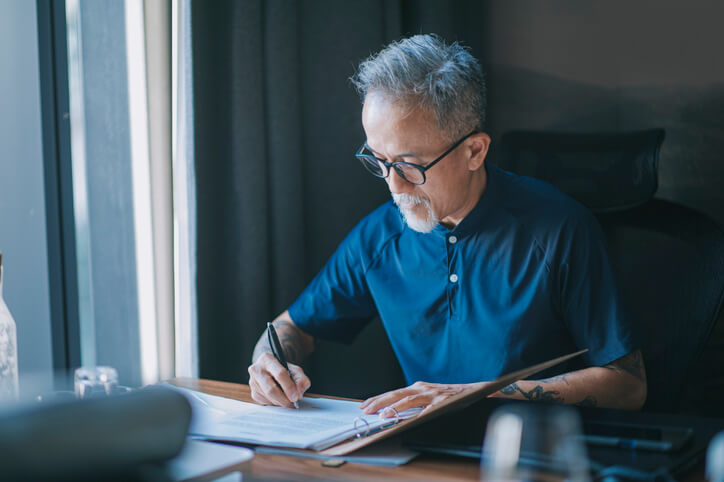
[433,163,498,239]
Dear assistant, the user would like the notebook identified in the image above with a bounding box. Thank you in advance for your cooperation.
[176,386,421,451]
[170,349,586,456]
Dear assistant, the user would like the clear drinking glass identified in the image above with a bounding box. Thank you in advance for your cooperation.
[482,403,591,482]
[74,366,120,399]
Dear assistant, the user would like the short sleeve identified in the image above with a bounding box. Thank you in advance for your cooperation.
[288,223,378,344]
[557,211,635,367]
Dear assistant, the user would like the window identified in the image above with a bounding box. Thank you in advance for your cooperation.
[61,0,196,385]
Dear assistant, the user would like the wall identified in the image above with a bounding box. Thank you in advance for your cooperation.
[0,0,54,390]
[482,0,724,227]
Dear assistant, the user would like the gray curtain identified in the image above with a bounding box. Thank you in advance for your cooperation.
[192,0,486,397]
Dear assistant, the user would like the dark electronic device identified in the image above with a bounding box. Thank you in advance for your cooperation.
[583,421,693,452]
[403,397,723,480]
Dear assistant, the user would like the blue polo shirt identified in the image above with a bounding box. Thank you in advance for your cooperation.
[288,164,633,384]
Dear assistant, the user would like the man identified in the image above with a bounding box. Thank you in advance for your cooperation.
[248,34,647,416]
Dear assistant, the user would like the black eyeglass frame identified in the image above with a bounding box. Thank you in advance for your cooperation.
[355,130,479,185]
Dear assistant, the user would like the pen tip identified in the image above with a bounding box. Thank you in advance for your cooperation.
[293,401,300,409]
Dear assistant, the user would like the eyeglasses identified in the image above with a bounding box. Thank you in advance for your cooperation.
[355,131,478,185]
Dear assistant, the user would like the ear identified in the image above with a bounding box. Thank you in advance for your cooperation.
[467,132,491,171]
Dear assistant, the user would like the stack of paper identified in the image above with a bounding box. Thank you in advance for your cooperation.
[172,385,421,451]
[165,350,586,457]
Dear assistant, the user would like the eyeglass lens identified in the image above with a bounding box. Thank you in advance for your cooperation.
[359,155,425,185]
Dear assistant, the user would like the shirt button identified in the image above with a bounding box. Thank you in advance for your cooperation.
[449,274,458,283]
[448,235,458,244]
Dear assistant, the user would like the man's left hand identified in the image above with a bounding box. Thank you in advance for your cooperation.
[359,381,489,418]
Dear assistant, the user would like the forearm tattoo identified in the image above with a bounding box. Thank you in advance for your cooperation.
[253,320,307,364]
[604,350,645,382]
[499,352,644,407]
[576,395,598,407]
[501,377,598,407]
[499,382,564,403]
[274,320,301,363]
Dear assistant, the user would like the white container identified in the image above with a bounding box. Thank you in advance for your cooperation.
[0,253,19,401]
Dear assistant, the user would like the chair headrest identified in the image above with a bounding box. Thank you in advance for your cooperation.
[498,129,665,212]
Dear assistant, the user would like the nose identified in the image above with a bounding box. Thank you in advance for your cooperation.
[386,167,413,194]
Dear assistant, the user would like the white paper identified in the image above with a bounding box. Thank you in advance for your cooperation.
[170,385,421,451]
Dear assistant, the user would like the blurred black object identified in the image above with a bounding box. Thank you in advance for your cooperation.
[0,386,190,481]
[498,129,724,415]
[404,396,724,480]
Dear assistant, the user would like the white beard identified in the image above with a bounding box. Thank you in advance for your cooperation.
[392,193,439,233]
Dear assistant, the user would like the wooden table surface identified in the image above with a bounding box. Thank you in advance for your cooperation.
[170,378,482,481]
[170,378,705,481]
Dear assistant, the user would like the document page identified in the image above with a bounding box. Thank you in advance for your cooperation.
[171,385,421,450]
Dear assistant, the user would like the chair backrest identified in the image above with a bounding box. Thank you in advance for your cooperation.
[499,129,664,213]
[498,129,724,413]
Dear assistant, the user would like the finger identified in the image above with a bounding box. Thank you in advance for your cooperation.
[248,363,276,406]
[266,362,301,403]
[380,393,431,418]
[289,364,311,396]
[250,356,298,407]
[257,372,295,408]
[419,404,435,417]
[361,387,417,414]
[359,394,381,409]
[249,375,274,406]
[418,394,450,416]
[249,377,273,406]
[360,388,406,409]
[359,391,393,411]
[248,366,267,405]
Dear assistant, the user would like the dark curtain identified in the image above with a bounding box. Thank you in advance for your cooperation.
[192,0,486,397]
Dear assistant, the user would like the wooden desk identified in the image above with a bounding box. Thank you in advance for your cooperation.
[171,378,705,481]
[171,378,481,480]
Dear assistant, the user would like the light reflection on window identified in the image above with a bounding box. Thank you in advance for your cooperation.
[65,0,96,368]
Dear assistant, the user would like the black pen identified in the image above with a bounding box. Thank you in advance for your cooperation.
[266,322,300,409]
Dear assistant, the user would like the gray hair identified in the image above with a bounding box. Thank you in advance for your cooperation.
[350,34,486,139]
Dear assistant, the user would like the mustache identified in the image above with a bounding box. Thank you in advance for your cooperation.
[392,192,438,233]
[392,193,429,208]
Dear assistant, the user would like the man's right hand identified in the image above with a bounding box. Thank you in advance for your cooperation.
[248,352,311,408]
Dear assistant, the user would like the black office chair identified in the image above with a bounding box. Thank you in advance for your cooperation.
[497,129,724,415]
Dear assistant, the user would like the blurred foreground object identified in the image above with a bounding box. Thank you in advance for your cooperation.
[482,403,590,481]
[708,431,724,482]
[74,366,132,398]
[0,253,19,402]
[0,386,190,481]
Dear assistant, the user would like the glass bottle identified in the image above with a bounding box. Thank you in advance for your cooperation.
[0,253,19,401]
[708,431,724,482]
